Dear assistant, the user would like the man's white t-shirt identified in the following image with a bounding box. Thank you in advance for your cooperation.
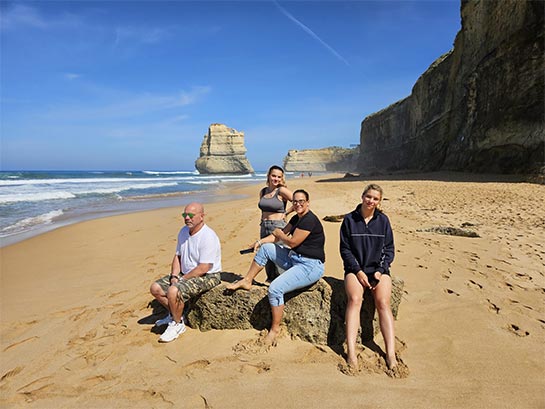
[176,224,222,275]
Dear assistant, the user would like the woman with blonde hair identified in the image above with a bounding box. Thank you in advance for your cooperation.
[258,165,293,282]
[340,183,397,369]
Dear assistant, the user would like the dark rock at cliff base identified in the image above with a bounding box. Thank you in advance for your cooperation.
[186,277,404,346]
[358,1,544,175]
[418,226,480,238]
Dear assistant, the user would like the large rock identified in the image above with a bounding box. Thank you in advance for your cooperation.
[283,146,358,172]
[195,124,254,174]
[358,0,544,175]
[186,277,404,346]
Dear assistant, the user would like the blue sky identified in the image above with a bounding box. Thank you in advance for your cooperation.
[1,0,461,171]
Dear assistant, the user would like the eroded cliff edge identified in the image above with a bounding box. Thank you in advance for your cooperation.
[358,0,544,175]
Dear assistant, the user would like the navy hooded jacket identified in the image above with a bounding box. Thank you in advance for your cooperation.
[340,204,395,275]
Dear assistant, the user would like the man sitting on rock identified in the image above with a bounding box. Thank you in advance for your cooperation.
[150,202,222,343]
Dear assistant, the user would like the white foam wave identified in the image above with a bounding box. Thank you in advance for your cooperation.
[78,182,179,195]
[187,180,220,185]
[0,191,76,204]
[1,210,64,233]
[143,170,198,175]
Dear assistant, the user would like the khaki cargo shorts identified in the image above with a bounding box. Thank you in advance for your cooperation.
[155,272,221,303]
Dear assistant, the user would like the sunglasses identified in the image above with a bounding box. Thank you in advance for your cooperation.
[292,199,307,205]
[182,212,197,219]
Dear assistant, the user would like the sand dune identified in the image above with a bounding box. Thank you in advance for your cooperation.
[1,173,544,408]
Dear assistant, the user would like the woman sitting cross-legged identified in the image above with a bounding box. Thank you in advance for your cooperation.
[226,189,325,345]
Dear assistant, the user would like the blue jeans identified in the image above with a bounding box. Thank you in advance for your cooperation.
[254,243,324,307]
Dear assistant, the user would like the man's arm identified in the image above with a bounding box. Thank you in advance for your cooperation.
[181,263,213,280]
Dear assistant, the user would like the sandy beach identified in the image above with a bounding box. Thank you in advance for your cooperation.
[1,173,544,408]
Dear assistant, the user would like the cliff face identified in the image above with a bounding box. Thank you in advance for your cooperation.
[358,0,544,174]
[283,146,358,172]
[195,124,254,174]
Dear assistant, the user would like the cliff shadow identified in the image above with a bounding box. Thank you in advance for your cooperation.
[316,171,532,184]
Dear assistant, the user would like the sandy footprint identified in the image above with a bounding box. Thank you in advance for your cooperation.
[301,345,338,364]
[232,329,282,355]
[0,366,24,384]
[180,359,212,379]
[3,336,39,352]
[486,299,501,314]
[507,324,530,337]
[467,279,483,289]
[239,361,271,374]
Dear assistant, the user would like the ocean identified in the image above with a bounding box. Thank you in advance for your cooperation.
[0,170,274,246]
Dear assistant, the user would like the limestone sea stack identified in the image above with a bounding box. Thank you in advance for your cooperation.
[283,146,358,172]
[195,124,254,174]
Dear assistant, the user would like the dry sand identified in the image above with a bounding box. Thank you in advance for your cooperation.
[1,173,544,408]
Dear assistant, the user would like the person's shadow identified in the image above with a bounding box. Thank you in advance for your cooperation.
[322,276,380,358]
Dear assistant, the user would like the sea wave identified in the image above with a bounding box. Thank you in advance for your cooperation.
[143,170,199,175]
[0,191,77,203]
[0,182,181,204]
[78,182,179,195]
[0,209,64,234]
[0,177,180,186]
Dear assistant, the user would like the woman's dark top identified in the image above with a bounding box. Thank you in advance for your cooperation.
[288,210,325,262]
[340,204,394,274]
[258,188,286,213]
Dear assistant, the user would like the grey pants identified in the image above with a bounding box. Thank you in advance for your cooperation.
[260,219,286,281]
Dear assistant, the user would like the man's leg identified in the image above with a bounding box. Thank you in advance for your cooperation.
[150,275,171,309]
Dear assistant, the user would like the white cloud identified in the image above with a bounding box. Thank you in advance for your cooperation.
[0,3,81,31]
[64,73,81,80]
[1,4,49,30]
[113,26,171,47]
[37,85,211,121]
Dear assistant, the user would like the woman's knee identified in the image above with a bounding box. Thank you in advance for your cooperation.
[347,293,363,306]
[374,297,391,311]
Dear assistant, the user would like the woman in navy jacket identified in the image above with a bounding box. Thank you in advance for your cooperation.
[340,184,397,370]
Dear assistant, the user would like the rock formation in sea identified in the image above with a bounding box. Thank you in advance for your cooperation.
[195,124,254,174]
[283,146,358,172]
[186,276,404,346]
[357,0,544,175]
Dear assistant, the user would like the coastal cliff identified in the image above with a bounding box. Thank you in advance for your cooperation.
[195,124,254,174]
[283,146,358,172]
[358,0,544,175]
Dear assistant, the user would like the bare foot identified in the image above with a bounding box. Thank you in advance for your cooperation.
[263,328,280,346]
[346,354,358,369]
[225,278,252,291]
[386,354,398,370]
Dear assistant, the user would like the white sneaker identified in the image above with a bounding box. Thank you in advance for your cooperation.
[159,321,186,343]
[155,313,173,327]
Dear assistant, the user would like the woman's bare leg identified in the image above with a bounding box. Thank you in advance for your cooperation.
[345,274,364,367]
[373,274,397,369]
[226,260,265,291]
[264,304,284,344]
